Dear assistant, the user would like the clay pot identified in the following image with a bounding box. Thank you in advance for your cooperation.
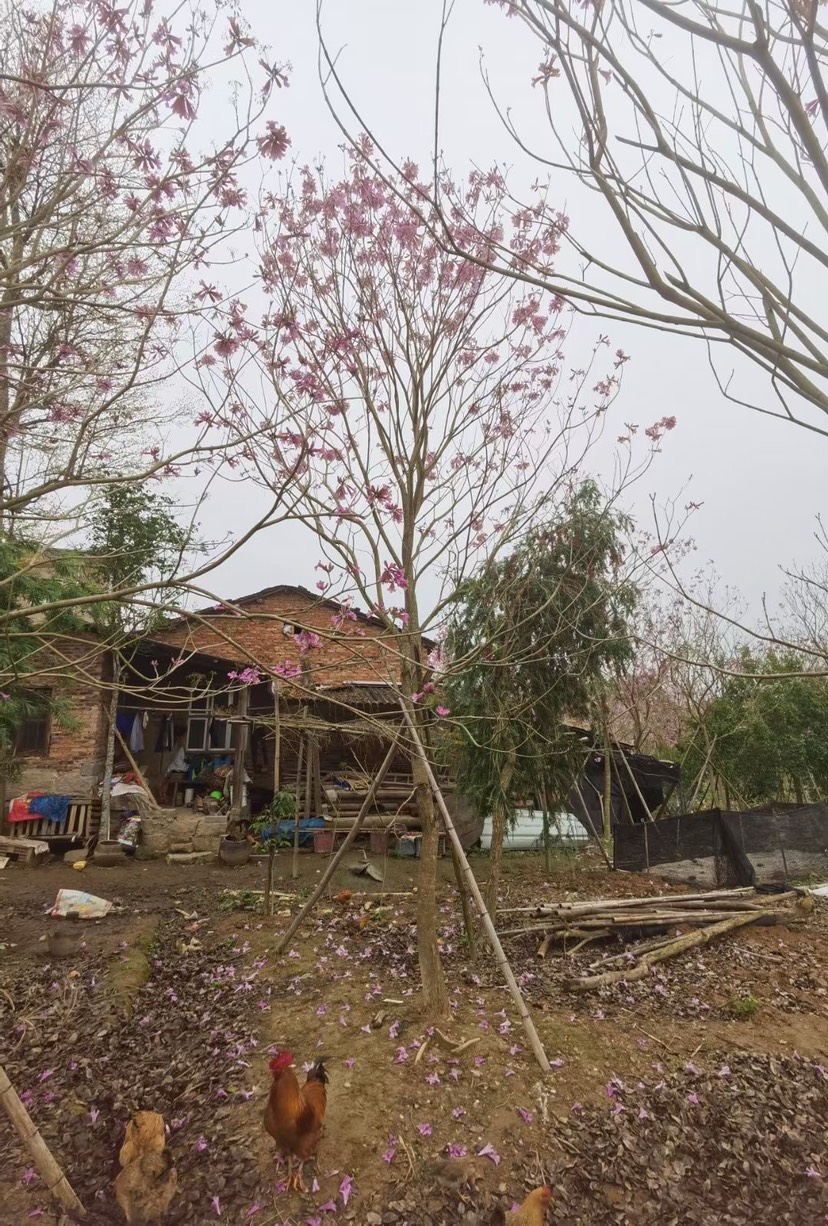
[93,839,127,867]
[47,923,82,958]
[219,837,252,867]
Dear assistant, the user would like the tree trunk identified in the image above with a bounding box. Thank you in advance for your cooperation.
[101,656,120,841]
[412,742,449,1017]
[540,788,552,873]
[602,738,613,845]
[485,758,515,922]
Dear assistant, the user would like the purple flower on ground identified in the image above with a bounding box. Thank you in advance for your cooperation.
[446,1144,468,1159]
[478,1143,501,1165]
[417,1123,432,1136]
[516,1107,533,1123]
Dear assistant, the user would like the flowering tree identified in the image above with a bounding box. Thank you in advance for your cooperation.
[0,0,289,543]
[203,146,663,1012]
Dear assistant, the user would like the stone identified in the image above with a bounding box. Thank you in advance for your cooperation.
[169,841,194,854]
[63,848,88,864]
[165,852,215,864]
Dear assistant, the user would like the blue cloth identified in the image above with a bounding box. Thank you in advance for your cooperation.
[29,794,71,825]
[116,712,133,737]
[257,816,325,847]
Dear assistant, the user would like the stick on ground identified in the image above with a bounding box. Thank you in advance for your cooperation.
[576,909,774,989]
[0,1062,86,1218]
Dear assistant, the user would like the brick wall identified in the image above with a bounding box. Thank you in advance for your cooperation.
[153,587,409,686]
[12,636,109,799]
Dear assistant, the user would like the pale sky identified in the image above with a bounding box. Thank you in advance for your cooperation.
[190,0,827,619]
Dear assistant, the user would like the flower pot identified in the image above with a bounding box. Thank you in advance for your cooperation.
[93,839,128,867]
[219,837,252,867]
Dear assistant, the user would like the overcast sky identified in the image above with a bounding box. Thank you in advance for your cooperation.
[191,0,826,618]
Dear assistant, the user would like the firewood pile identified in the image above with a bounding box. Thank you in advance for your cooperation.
[498,886,808,990]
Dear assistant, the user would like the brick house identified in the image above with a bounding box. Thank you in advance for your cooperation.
[152,583,413,687]
[4,586,430,849]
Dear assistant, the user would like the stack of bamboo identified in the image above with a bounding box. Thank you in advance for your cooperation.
[498,887,802,990]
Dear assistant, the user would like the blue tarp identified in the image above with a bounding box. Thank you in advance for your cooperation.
[256,816,325,847]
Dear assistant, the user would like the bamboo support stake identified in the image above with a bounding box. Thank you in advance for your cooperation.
[114,727,158,808]
[0,1062,86,1218]
[274,730,403,954]
[398,700,551,1074]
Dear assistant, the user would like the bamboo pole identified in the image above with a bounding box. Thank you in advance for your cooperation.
[292,727,306,881]
[614,740,656,822]
[572,779,612,868]
[497,887,759,915]
[274,730,402,954]
[398,700,551,1074]
[0,1063,86,1218]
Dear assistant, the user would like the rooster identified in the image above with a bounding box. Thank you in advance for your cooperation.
[487,1186,553,1226]
[114,1111,178,1224]
[263,1050,329,1192]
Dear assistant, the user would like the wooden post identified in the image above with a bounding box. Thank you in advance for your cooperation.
[275,731,402,954]
[0,1063,86,1218]
[231,688,249,817]
[272,682,281,794]
[398,701,551,1074]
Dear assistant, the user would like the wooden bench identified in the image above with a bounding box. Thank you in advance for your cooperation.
[4,799,100,847]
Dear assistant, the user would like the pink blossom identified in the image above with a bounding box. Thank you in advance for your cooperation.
[417,1123,433,1136]
[435,706,451,717]
[446,1143,468,1159]
[516,1107,533,1123]
[477,1143,501,1165]
[339,1175,353,1206]
[382,1135,398,1163]
[257,123,291,161]
[211,1195,221,1216]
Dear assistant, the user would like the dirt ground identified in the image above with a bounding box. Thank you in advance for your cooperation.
[2,847,828,1225]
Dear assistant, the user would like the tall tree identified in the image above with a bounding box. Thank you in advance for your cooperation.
[443,480,638,913]
[87,483,192,837]
[204,148,664,1013]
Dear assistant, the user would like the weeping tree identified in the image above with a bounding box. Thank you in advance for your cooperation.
[443,481,638,916]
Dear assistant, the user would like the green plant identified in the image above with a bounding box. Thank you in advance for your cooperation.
[728,993,760,1020]
[251,790,297,915]
[219,888,262,912]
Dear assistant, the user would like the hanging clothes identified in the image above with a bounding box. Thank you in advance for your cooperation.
[129,713,144,753]
[154,715,175,754]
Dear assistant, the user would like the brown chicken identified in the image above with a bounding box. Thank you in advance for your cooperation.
[263,1050,329,1192]
[114,1111,178,1224]
[488,1186,553,1226]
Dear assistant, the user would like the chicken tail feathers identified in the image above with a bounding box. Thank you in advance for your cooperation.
[305,1057,329,1086]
